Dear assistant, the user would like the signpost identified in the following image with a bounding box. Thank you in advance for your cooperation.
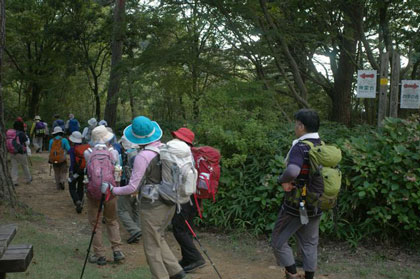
[400,80,420,109]
[356,70,377,98]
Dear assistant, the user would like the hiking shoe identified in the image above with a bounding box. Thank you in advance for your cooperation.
[127,231,142,244]
[183,259,206,273]
[26,177,33,184]
[88,255,106,266]
[113,251,125,262]
[169,270,187,279]
[60,182,65,190]
[13,183,19,187]
[75,201,83,214]
[285,270,302,279]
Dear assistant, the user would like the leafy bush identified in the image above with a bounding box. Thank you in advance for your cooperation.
[197,113,420,245]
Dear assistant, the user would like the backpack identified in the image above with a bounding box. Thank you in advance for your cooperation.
[35,122,45,136]
[49,138,66,164]
[68,119,79,133]
[86,147,116,200]
[121,149,138,186]
[6,129,26,154]
[192,146,221,218]
[301,140,342,210]
[54,119,65,130]
[146,139,197,210]
[74,144,90,173]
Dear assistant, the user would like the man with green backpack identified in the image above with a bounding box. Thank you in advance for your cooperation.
[273,109,341,279]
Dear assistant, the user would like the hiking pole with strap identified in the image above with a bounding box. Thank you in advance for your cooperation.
[80,193,105,279]
[184,219,223,279]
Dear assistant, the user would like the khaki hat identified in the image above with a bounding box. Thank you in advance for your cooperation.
[120,135,139,150]
[91,125,114,144]
[88,118,97,127]
[34,115,41,121]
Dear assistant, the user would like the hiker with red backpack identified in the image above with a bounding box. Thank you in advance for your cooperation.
[68,131,89,214]
[7,120,32,186]
[170,128,206,273]
[101,116,189,279]
[49,126,71,190]
[30,115,46,153]
[84,125,124,266]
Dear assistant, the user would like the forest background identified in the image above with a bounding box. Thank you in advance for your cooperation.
[1,0,420,246]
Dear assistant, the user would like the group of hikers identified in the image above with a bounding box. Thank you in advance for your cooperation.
[6,109,337,279]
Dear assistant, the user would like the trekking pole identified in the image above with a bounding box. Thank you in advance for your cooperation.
[49,164,52,176]
[80,193,105,279]
[184,219,223,279]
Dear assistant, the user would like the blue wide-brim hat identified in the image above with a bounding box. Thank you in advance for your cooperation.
[124,116,163,145]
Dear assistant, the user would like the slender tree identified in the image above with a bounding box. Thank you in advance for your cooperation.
[0,0,17,207]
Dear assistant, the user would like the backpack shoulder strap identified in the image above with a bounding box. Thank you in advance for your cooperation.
[144,146,160,154]
[301,140,314,148]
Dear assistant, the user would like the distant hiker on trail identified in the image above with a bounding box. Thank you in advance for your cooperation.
[82,118,97,144]
[7,120,32,187]
[30,115,46,153]
[41,119,50,151]
[171,128,206,273]
[68,131,89,214]
[65,113,80,135]
[84,125,125,266]
[117,135,142,244]
[101,116,188,279]
[49,126,70,190]
[274,109,322,279]
[52,114,66,131]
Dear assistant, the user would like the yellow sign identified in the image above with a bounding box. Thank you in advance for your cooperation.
[380,78,388,85]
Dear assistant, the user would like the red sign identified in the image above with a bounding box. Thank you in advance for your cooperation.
[403,83,419,89]
[360,73,375,79]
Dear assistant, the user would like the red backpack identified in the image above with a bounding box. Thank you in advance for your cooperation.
[74,144,90,172]
[192,146,221,218]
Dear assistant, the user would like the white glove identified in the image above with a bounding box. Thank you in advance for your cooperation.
[101,182,113,194]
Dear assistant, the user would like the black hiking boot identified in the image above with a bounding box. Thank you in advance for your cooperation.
[113,251,125,262]
[127,231,142,244]
[89,255,106,266]
[75,200,83,214]
[183,259,206,273]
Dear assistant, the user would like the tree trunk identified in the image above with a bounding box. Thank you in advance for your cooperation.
[104,0,126,129]
[331,4,360,125]
[28,83,41,119]
[94,86,101,121]
[0,0,17,207]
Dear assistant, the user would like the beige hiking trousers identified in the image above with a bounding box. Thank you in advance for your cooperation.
[52,161,67,189]
[140,198,183,279]
[87,196,122,258]
[10,153,32,184]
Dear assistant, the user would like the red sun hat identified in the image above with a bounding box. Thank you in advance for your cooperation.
[171,127,195,145]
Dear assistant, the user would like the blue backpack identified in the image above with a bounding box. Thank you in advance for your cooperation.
[54,119,65,130]
[68,119,79,133]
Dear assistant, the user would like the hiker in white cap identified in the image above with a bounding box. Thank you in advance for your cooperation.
[68,131,90,214]
[83,125,124,266]
[48,126,70,190]
[30,115,46,153]
[82,118,97,144]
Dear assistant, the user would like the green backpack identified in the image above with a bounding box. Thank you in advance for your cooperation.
[302,140,342,210]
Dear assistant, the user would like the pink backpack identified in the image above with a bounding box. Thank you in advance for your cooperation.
[6,129,26,154]
[86,147,116,200]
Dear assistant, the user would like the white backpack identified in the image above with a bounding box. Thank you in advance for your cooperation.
[147,139,197,210]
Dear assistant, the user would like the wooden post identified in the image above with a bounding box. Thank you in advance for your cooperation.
[389,51,400,118]
[377,52,390,127]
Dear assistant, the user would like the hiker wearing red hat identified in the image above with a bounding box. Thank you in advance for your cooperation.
[171,128,206,273]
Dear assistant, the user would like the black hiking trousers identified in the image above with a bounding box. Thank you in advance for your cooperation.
[68,174,84,205]
[171,198,204,265]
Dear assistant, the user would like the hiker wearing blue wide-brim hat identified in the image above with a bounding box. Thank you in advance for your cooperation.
[123,116,162,145]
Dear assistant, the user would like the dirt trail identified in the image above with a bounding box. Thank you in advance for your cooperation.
[16,153,286,279]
